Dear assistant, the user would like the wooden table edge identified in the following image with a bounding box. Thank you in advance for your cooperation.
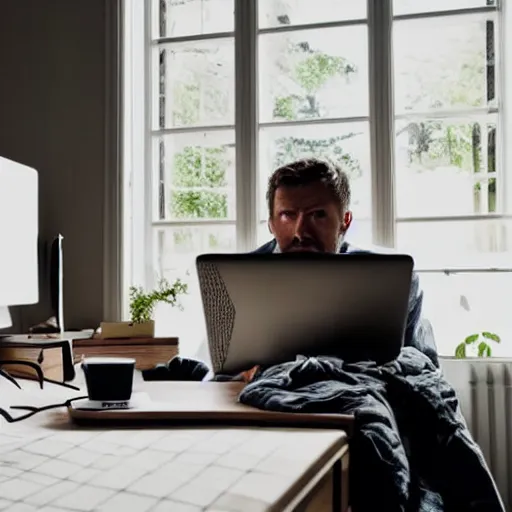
[272,436,349,512]
[67,407,355,434]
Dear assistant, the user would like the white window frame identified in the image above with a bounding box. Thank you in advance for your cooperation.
[121,0,512,320]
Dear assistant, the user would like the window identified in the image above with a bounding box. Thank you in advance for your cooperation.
[123,0,512,358]
[392,0,512,356]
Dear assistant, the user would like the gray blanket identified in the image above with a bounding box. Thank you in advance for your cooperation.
[238,347,505,511]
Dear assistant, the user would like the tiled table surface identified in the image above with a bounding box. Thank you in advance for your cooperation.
[0,376,348,512]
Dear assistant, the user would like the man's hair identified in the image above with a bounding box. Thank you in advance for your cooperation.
[266,158,351,216]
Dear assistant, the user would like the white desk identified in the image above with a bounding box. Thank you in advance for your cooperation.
[0,376,349,511]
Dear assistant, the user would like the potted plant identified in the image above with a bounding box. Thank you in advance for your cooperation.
[100,278,188,339]
[455,331,501,358]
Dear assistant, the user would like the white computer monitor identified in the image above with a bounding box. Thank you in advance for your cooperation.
[0,156,39,327]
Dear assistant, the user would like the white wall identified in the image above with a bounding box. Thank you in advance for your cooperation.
[0,0,118,331]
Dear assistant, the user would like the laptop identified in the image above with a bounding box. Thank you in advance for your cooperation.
[196,252,414,375]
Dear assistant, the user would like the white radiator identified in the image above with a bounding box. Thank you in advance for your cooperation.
[441,358,512,510]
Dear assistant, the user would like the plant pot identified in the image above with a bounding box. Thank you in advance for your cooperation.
[99,320,155,339]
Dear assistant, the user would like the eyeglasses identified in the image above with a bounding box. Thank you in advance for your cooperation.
[0,360,43,389]
[0,395,88,423]
[0,360,86,423]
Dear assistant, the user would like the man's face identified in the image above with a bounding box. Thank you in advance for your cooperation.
[269,182,352,253]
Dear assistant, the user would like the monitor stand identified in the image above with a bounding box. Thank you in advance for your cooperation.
[0,306,11,330]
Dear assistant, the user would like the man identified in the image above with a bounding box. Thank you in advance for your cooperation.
[240,159,504,511]
[254,158,439,366]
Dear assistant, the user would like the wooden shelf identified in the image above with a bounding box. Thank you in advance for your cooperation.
[74,336,178,347]
[73,337,179,370]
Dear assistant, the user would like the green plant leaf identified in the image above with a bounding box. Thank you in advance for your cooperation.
[482,332,501,343]
[455,343,466,359]
[477,342,492,358]
[128,278,188,323]
[464,333,479,344]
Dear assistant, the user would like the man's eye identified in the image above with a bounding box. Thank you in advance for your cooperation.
[311,210,327,219]
[280,211,294,219]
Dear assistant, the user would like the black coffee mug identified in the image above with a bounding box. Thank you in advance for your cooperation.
[81,357,135,403]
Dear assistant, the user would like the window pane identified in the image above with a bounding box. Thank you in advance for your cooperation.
[155,0,234,39]
[418,272,511,358]
[155,224,236,276]
[153,224,236,352]
[394,0,496,16]
[395,118,497,217]
[396,219,512,268]
[394,14,496,114]
[154,39,234,130]
[259,0,366,29]
[155,130,236,221]
[258,122,372,221]
[259,26,368,123]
